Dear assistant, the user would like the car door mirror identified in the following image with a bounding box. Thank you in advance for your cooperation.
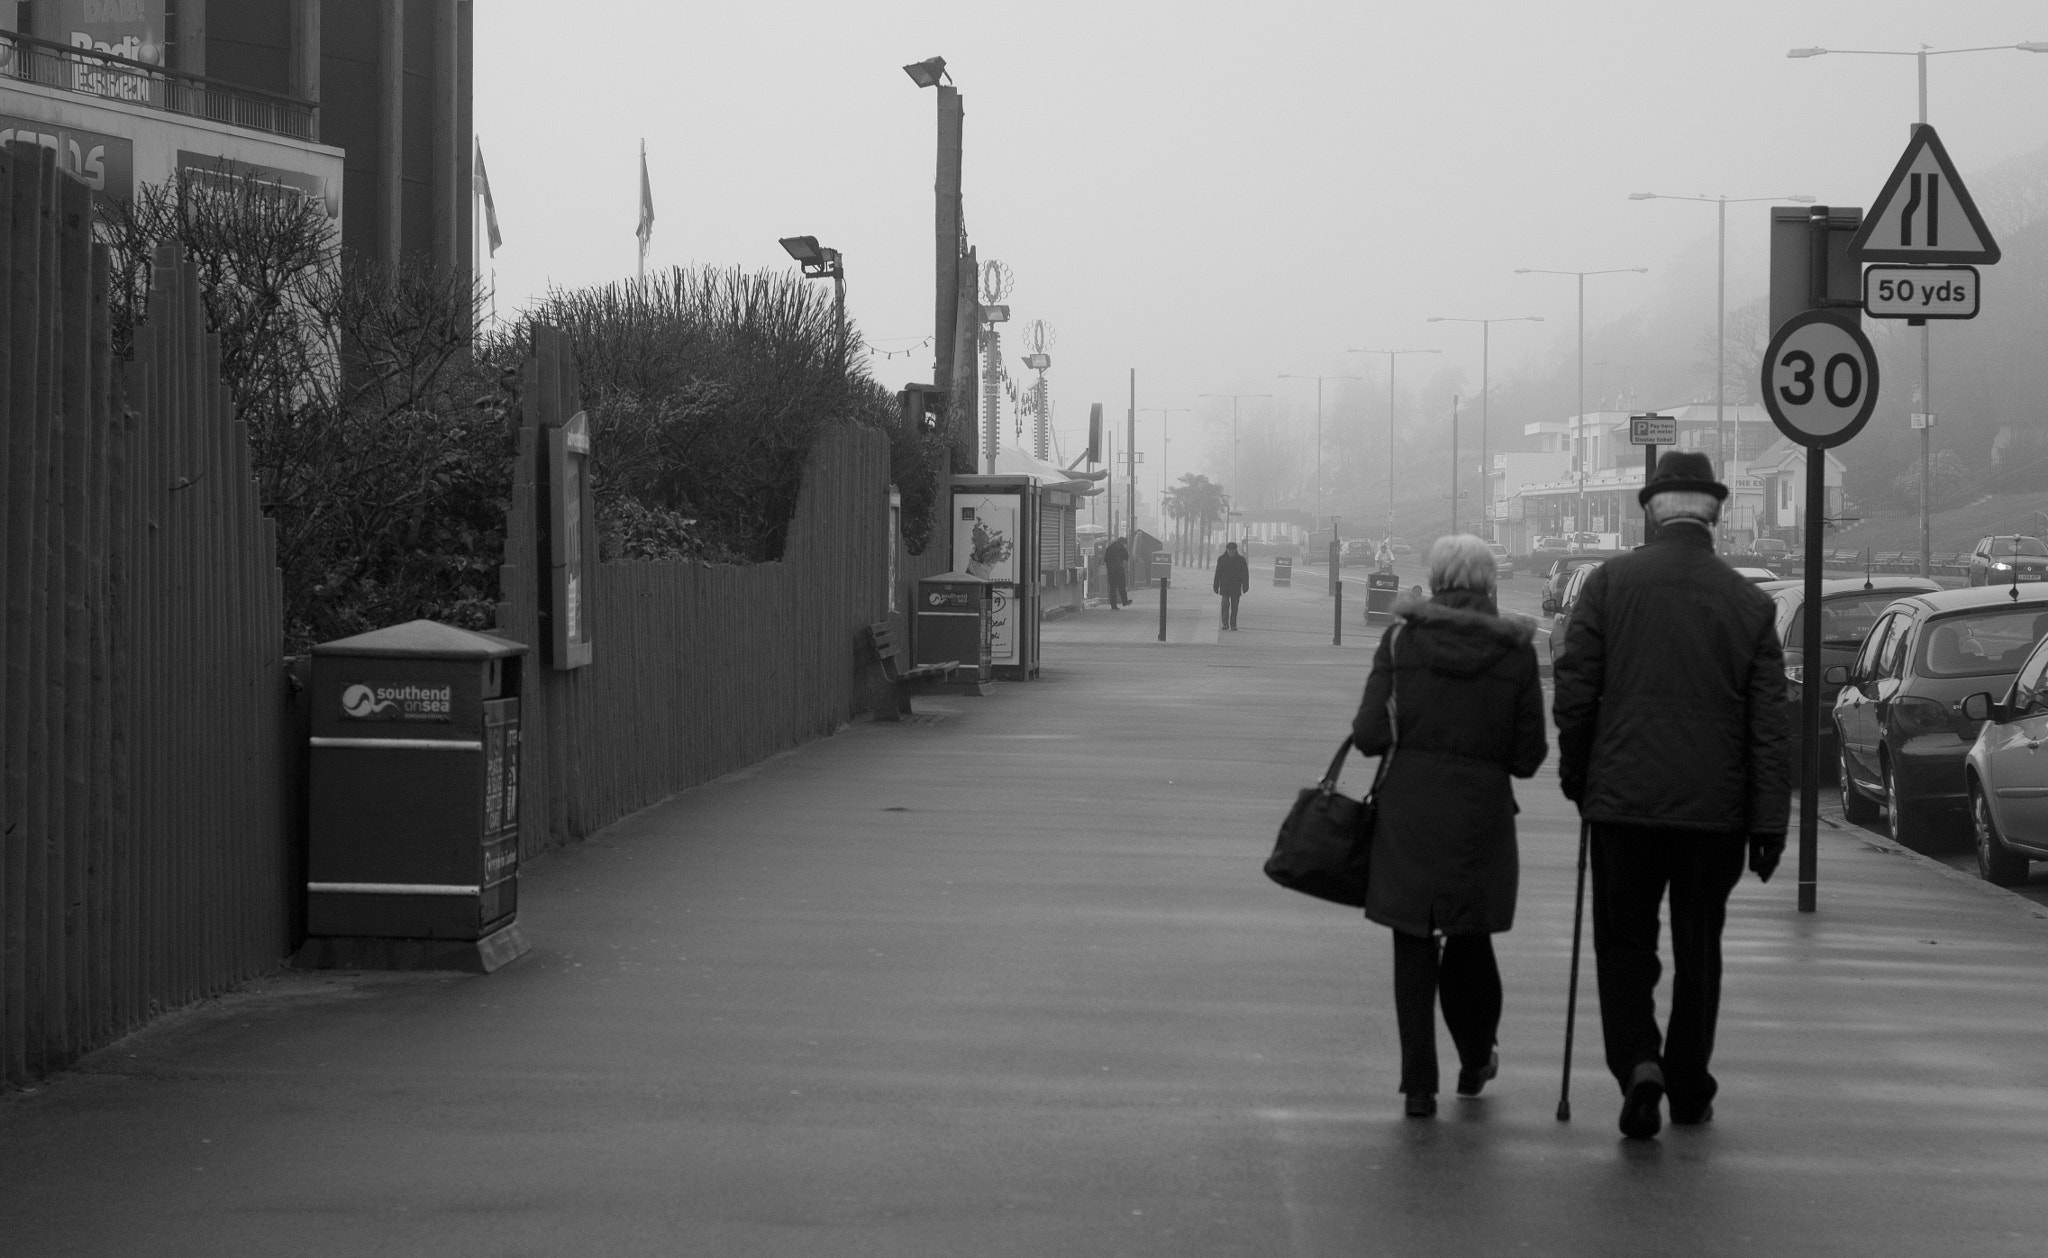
[1542,597,1557,615]
[1960,692,1996,723]
[1822,664,1849,686]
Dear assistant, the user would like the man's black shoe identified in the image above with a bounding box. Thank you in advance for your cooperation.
[1619,1061,1664,1139]
[1456,1049,1499,1097]
[1670,1101,1714,1126]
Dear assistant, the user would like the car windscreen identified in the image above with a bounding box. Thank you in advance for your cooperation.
[1916,606,2048,678]
[1990,537,2048,557]
[1787,594,1898,649]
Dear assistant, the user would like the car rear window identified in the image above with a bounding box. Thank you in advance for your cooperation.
[1917,607,2048,678]
[1787,595,1898,649]
[1990,537,2048,557]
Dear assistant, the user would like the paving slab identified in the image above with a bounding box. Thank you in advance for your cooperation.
[3,558,2046,1256]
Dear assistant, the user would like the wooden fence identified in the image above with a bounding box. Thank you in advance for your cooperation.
[495,328,951,855]
[0,147,292,1086]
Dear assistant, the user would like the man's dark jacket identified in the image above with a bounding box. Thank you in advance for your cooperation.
[1213,551,1249,595]
[1103,537,1129,574]
[1551,526,1791,836]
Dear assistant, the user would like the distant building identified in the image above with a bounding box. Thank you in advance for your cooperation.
[2,1,474,287]
[1492,403,1826,550]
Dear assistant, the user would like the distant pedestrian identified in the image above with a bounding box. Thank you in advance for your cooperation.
[1103,535,1131,609]
[1551,451,1791,1140]
[1214,541,1249,630]
[1352,533,1547,1118]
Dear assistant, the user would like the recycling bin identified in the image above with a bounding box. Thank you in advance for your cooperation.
[917,572,993,682]
[305,620,526,947]
[1274,556,1293,586]
[1365,571,1402,621]
[1150,554,1173,585]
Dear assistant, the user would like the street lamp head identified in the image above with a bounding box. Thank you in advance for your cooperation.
[778,235,821,265]
[1426,317,1445,322]
[1788,195,1818,203]
[1787,47,1828,58]
[1513,268,1533,274]
[902,56,950,87]
[1631,267,1649,273]
[2018,42,2048,53]
[1627,192,1658,200]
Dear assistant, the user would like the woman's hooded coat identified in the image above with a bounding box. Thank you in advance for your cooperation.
[1351,590,1548,937]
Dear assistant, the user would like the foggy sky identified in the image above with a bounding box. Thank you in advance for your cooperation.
[475,0,2048,491]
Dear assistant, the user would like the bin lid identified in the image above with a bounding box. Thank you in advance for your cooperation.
[311,619,529,659]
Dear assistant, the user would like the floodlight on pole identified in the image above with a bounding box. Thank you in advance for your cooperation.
[902,56,950,87]
[1515,268,1647,550]
[1424,316,1543,542]
[1626,193,1813,485]
[779,235,846,368]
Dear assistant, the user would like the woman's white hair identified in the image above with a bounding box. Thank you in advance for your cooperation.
[1647,489,1722,527]
[1428,533,1497,596]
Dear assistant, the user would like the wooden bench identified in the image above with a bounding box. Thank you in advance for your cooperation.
[866,622,959,720]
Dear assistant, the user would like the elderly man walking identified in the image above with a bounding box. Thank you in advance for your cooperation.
[1551,451,1791,1140]
[1214,541,1249,630]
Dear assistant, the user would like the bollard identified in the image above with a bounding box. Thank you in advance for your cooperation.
[1158,576,1169,642]
[1333,580,1343,646]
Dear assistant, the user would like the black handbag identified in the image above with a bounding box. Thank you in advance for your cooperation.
[1263,627,1401,907]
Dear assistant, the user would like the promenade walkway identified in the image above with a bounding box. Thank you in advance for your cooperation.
[4,560,2046,1256]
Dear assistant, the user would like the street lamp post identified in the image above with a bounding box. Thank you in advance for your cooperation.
[1346,349,1439,548]
[1199,392,1271,545]
[1514,268,1647,549]
[1788,41,2048,577]
[1626,193,1814,482]
[1278,373,1362,529]
[1138,406,1189,553]
[1425,315,1543,541]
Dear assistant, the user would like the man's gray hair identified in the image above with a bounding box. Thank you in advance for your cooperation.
[1647,489,1722,527]
[1428,533,1498,596]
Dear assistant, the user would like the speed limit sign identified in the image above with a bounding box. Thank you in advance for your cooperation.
[1760,309,1880,449]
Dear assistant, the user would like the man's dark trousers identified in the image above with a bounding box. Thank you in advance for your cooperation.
[1107,568,1129,607]
[1219,592,1240,628]
[1589,824,1746,1115]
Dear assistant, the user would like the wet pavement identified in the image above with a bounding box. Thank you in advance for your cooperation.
[4,558,2048,1256]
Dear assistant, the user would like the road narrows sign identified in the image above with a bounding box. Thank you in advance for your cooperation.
[1760,310,1880,449]
[1846,124,2000,265]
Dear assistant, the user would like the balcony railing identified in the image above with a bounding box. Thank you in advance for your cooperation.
[0,29,316,142]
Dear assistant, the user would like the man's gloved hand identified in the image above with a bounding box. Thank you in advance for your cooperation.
[1560,770,1586,803]
[1749,834,1786,883]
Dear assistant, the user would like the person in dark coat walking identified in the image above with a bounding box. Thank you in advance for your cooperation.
[1552,451,1791,1140]
[1213,541,1250,629]
[1352,534,1548,1117]
[1102,535,1131,608]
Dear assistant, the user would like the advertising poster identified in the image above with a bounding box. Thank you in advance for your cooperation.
[177,150,342,219]
[952,494,1020,583]
[0,116,134,201]
[60,0,166,105]
[987,584,1015,665]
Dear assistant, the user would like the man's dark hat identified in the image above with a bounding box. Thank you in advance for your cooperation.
[1637,450,1727,505]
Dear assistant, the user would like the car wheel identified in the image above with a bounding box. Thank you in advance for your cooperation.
[1971,781,2030,886]
[1884,757,1927,848]
[1839,741,1878,824]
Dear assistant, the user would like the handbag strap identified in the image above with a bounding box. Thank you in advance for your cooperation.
[1365,623,1402,798]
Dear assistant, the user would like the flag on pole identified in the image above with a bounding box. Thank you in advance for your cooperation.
[636,139,655,280]
[474,140,503,256]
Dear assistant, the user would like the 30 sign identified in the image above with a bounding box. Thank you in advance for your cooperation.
[1760,310,1880,450]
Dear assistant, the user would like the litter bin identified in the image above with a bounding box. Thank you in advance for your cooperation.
[1149,554,1173,585]
[917,572,993,683]
[1273,556,1293,586]
[300,620,529,971]
[1365,571,1401,621]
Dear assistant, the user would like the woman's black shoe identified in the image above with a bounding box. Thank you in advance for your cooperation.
[1404,1092,1437,1118]
[1456,1049,1499,1097]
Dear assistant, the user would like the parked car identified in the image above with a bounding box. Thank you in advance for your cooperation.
[1540,554,1614,615]
[1752,537,1791,568]
[1533,536,1571,558]
[1386,536,1414,556]
[1966,535,2048,586]
[1831,585,2048,846]
[1730,566,1778,584]
[1548,560,1602,662]
[1488,542,1514,579]
[1961,633,2048,884]
[1339,539,1376,566]
[1773,577,1941,781]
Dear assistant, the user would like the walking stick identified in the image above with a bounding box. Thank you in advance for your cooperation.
[1557,816,1590,1122]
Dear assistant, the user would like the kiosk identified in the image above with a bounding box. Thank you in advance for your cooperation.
[950,475,1040,680]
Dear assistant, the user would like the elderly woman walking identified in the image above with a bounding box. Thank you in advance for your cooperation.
[1352,534,1547,1117]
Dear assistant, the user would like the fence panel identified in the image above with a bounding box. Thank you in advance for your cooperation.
[0,148,293,1086]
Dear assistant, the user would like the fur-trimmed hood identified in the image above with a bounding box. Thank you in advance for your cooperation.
[1392,592,1536,677]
